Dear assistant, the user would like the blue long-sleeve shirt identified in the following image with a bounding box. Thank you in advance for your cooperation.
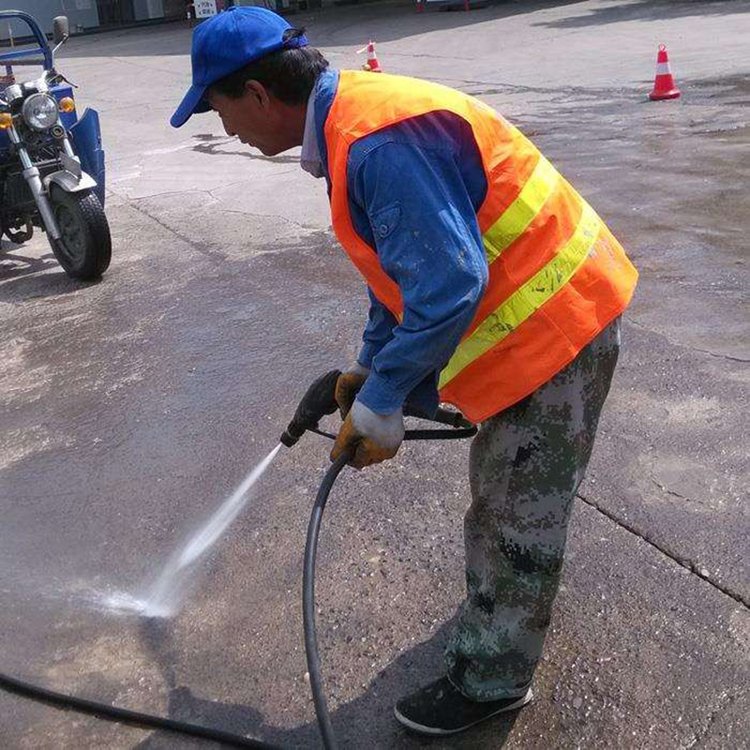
[312,69,489,416]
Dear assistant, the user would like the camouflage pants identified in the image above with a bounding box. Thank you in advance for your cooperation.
[445,318,621,701]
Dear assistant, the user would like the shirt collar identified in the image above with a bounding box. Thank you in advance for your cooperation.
[300,77,324,179]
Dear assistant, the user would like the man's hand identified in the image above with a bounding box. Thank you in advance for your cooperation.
[335,364,369,418]
[331,400,404,469]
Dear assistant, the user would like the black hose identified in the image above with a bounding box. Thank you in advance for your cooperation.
[302,420,477,749]
[0,671,279,748]
[302,452,351,750]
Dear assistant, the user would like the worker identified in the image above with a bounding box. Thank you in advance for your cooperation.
[171,7,638,737]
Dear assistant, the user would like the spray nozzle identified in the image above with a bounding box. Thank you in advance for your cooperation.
[280,369,342,448]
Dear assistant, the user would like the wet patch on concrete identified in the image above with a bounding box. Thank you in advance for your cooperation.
[690,74,750,104]
[504,74,750,371]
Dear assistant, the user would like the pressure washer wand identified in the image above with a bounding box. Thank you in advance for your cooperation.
[280,367,476,449]
[279,369,341,448]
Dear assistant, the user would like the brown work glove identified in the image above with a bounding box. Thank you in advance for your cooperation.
[335,365,368,418]
[331,400,404,469]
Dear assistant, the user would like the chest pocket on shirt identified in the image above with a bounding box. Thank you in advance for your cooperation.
[370,203,401,241]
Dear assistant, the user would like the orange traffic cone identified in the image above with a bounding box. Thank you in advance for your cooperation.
[649,44,681,101]
[358,41,383,73]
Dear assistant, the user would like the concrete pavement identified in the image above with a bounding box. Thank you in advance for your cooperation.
[1,1,748,747]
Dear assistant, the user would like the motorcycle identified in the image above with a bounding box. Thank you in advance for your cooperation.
[0,11,111,280]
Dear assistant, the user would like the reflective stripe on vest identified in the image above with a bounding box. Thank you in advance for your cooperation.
[440,202,598,387]
[483,154,559,263]
[324,71,638,422]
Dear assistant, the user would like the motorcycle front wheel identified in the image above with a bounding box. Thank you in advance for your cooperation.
[49,186,112,280]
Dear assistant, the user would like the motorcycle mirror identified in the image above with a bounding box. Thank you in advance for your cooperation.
[52,16,70,46]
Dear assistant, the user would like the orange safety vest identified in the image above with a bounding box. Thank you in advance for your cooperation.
[325,71,638,423]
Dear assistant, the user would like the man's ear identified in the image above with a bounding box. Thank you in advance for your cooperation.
[244,80,270,109]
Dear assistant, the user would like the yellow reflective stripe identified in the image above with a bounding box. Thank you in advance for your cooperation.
[440,203,600,388]
[482,155,559,263]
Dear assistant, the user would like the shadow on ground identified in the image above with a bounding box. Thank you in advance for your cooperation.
[534,0,743,29]
[134,617,519,749]
[0,240,72,291]
[0,245,95,299]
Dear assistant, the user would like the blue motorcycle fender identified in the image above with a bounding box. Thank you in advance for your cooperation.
[68,108,106,207]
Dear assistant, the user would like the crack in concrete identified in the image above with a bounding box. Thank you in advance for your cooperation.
[628,317,750,363]
[205,179,256,200]
[681,690,743,749]
[217,207,314,232]
[687,346,748,364]
[650,477,698,504]
[109,165,314,231]
[576,491,749,609]
[110,187,192,201]
[116,185,317,234]
[112,186,324,258]
[125,200,227,263]
[108,55,187,80]
[388,52,475,61]
[440,76,621,100]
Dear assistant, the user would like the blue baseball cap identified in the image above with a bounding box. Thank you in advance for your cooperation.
[170,7,308,128]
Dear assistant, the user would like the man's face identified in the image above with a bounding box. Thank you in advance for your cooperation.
[207,83,290,156]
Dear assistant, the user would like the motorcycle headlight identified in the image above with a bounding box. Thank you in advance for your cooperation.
[22,93,59,131]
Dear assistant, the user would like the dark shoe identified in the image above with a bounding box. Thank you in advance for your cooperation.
[394,676,532,736]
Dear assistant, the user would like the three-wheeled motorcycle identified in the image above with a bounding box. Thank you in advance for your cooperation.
[0,11,111,280]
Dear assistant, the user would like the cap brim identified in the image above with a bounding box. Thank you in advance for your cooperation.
[170,83,211,128]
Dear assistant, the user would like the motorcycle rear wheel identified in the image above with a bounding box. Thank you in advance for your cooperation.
[49,187,112,281]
